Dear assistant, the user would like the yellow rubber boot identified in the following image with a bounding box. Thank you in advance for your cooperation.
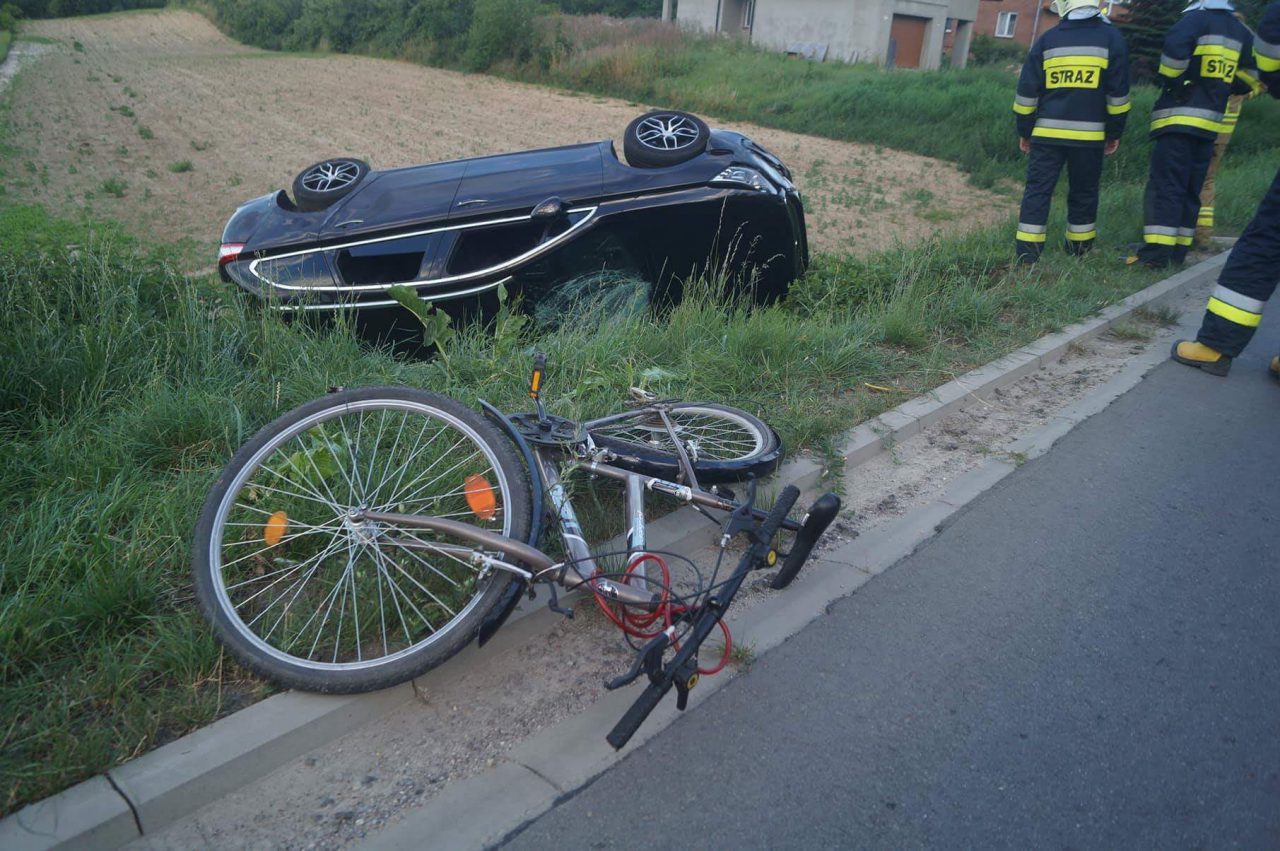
[1171,340,1232,376]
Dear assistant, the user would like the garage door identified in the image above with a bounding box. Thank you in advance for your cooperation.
[889,14,929,69]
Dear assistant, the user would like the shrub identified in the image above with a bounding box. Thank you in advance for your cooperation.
[167,159,193,173]
[466,0,540,70]
[969,34,1026,68]
[100,176,127,197]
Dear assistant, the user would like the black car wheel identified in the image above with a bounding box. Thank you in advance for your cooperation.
[623,111,710,169]
[292,157,370,212]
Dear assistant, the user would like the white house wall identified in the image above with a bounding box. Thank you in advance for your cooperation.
[676,0,720,32]
[749,0,891,64]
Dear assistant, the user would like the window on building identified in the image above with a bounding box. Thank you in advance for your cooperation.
[742,0,755,29]
[944,17,954,33]
[995,11,1017,38]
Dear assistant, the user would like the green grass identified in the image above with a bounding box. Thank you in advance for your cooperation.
[0,30,11,65]
[167,159,193,173]
[99,176,127,197]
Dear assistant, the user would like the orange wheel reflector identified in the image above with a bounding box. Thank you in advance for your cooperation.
[464,474,498,521]
[264,510,289,547]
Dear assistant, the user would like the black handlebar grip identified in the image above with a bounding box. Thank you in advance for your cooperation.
[758,485,800,543]
[606,680,671,750]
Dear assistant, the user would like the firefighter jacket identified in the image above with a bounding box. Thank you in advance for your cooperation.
[1013,15,1131,146]
[1257,1,1280,92]
[1151,8,1259,139]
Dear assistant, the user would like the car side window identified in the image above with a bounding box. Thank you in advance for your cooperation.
[335,233,445,286]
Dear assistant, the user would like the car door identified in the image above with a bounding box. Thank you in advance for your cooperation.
[319,161,467,242]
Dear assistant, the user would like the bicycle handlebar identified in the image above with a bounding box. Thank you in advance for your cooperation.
[606,678,673,749]
[605,486,801,750]
[756,485,800,546]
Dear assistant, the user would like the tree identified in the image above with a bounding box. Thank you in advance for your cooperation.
[1118,0,1181,82]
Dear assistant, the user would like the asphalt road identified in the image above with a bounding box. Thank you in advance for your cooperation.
[504,317,1280,849]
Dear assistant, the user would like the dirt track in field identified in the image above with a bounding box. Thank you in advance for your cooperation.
[7,11,1011,262]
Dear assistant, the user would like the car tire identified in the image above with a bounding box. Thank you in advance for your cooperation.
[623,111,710,169]
[292,157,370,212]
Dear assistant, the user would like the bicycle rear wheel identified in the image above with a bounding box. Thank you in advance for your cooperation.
[192,387,531,693]
[588,403,782,484]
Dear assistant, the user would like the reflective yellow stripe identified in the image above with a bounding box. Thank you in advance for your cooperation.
[1106,102,1131,115]
[1044,55,1109,69]
[1258,53,1280,72]
[1176,235,1194,246]
[1151,115,1229,134]
[1016,230,1048,243]
[1194,44,1240,60]
[1065,230,1097,242]
[1144,233,1179,246]
[1032,126,1106,141]
[1207,297,1262,327]
[1158,63,1184,78]
[1013,102,1037,115]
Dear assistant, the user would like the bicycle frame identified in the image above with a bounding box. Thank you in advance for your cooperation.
[361,448,755,612]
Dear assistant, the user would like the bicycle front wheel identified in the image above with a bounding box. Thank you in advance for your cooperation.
[192,387,531,693]
[587,403,782,484]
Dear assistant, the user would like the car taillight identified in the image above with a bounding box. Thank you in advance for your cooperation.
[219,243,246,266]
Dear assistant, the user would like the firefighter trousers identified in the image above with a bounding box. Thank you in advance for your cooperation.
[1137,133,1214,268]
[1195,167,1280,358]
[1016,143,1103,263]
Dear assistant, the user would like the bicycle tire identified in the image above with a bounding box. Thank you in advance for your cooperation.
[588,403,782,484]
[192,387,531,693]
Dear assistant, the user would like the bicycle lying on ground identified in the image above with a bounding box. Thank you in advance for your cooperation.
[193,356,840,747]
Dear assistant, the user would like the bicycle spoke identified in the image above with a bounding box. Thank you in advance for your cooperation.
[372,545,436,636]
[392,448,485,512]
[379,434,469,508]
[370,416,442,508]
[218,520,341,571]
[378,546,458,620]
[242,533,344,615]
[348,548,362,663]
[367,404,413,504]
[382,533,465,588]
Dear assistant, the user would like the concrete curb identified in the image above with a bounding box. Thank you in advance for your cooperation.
[0,254,1225,850]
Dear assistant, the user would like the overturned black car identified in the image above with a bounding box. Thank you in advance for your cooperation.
[218,111,808,333]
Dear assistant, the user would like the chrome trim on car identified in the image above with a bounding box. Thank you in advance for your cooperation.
[248,207,599,293]
[273,277,514,312]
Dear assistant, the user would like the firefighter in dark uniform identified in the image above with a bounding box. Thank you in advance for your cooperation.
[1014,0,1130,264]
[1129,0,1259,269]
[1173,0,1280,376]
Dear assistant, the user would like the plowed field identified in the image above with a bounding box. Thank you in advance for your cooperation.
[6,10,1010,262]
